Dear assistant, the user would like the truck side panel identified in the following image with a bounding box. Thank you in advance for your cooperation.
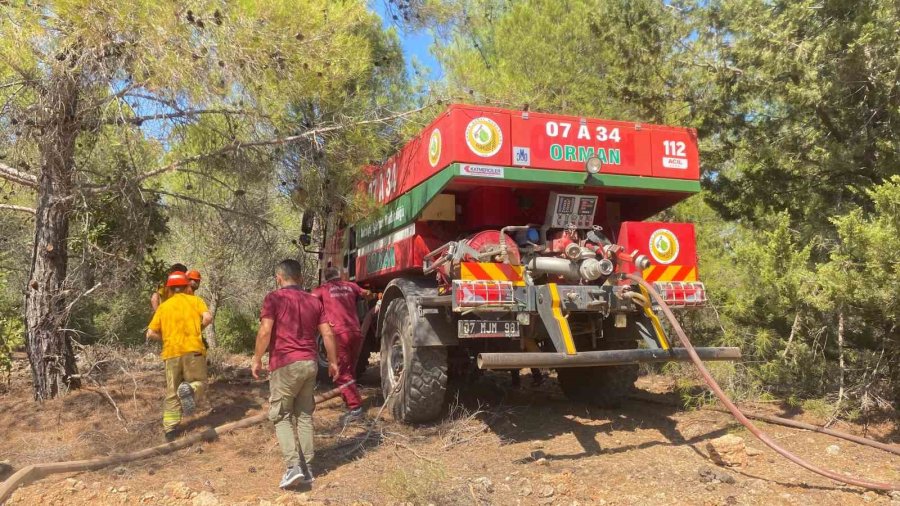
[365,104,700,207]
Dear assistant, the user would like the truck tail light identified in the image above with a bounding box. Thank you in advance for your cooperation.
[452,280,515,310]
[653,281,707,308]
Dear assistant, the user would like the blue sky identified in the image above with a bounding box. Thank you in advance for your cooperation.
[369,1,444,81]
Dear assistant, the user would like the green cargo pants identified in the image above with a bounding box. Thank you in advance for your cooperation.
[163,352,207,432]
[268,360,317,467]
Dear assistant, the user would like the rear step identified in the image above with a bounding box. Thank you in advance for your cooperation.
[477,347,741,370]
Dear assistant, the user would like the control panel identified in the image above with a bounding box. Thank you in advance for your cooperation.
[545,193,598,229]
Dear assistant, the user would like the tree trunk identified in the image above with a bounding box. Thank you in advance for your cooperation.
[781,311,802,361]
[205,289,219,349]
[24,71,80,400]
[836,309,846,407]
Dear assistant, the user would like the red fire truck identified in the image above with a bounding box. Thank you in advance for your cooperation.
[315,104,740,423]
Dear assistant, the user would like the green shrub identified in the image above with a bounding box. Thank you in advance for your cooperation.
[215,306,257,354]
[382,462,449,504]
[0,310,25,376]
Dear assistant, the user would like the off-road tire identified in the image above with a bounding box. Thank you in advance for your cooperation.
[316,334,331,382]
[354,335,373,379]
[556,319,641,408]
[380,298,448,423]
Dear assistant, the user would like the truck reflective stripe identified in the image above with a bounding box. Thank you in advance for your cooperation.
[461,262,525,285]
[547,283,577,355]
[461,262,492,280]
[658,265,683,282]
[642,265,699,282]
[683,267,698,281]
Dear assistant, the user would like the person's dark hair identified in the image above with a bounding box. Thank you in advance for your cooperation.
[275,259,303,282]
[323,267,340,281]
[169,263,188,273]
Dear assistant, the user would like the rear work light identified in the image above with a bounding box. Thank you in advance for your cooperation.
[452,280,516,310]
[653,281,707,308]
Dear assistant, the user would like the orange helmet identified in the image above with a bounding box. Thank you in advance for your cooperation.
[166,272,190,287]
[186,270,202,281]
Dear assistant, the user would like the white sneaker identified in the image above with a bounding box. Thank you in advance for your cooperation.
[279,466,305,489]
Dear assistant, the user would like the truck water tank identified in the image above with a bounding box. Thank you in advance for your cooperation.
[463,187,518,229]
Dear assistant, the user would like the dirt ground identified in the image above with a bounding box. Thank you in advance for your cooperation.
[1,349,899,506]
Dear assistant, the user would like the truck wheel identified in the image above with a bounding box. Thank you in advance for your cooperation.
[556,324,640,408]
[380,298,448,423]
[355,334,373,379]
[316,334,331,382]
[317,333,373,382]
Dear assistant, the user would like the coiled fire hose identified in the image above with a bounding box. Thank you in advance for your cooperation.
[626,273,900,491]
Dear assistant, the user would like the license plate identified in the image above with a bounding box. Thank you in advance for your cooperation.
[458,320,520,338]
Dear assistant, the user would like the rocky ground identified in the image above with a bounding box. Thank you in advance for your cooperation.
[1,349,899,505]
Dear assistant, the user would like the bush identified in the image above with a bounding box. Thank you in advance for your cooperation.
[0,310,25,377]
[215,306,257,354]
[382,462,450,504]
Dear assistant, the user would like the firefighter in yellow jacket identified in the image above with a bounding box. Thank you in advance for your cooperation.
[146,271,212,441]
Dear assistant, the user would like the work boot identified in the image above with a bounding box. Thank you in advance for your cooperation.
[279,465,306,489]
[339,407,364,425]
[164,430,177,443]
[177,382,196,416]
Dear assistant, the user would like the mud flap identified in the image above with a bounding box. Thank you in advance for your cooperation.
[635,316,661,350]
[535,284,577,355]
[378,278,458,348]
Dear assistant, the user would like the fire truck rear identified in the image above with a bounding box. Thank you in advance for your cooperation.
[317,104,741,423]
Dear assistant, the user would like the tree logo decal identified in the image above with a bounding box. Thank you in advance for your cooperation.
[465,117,503,157]
[428,129,442,167]
[649,229,679,264]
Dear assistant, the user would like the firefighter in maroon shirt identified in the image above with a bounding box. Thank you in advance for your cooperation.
[312,267,372,424]
[252,259,337,490]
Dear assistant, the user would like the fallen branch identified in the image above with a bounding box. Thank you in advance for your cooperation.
[0,383,349,503]
[0,204,35,215]
[391,441,440,465]
[704,407,900,457]
[629,394,900,457]
[81,384,128,431]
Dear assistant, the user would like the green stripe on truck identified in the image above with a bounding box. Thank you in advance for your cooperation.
[500,166,702,192]
[355,164,700,244]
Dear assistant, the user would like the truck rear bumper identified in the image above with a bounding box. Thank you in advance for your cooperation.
[476,347,741,370]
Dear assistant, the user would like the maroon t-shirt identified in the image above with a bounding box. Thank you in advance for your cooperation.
[260,286,324,371]
[312,280,363,334]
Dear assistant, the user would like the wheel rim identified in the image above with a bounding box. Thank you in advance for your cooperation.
[385,328,404,391]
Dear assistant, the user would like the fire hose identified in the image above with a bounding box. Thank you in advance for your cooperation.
[0,381,355,504]
[626,273,900,492]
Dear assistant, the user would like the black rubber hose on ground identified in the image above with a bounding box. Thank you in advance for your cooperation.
[626,273,900,492]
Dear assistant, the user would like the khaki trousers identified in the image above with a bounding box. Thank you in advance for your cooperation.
[268,360,317,467]
[163,352,207,432]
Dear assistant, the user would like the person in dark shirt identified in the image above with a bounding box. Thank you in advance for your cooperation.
[252,259,336,490]
[312,267,371,424]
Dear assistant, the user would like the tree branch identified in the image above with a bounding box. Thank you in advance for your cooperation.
[139,187,274,226]
[0,204,35,215]
[106,108,262,126]
[0,80,36,90]
[0,162,38,189]
[130,105,428,185]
